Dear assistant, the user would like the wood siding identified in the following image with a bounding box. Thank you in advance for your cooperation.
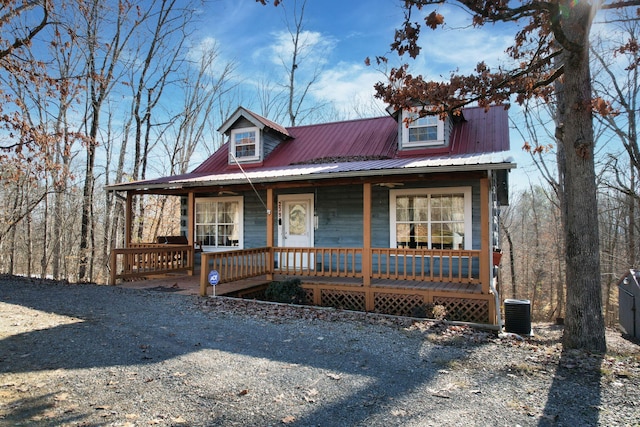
[244,190,269,248]
[180,179,483,254]
[315,185,364,247]
[262,130,283,159]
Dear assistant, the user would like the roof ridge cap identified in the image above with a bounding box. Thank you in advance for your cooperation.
[287,115,392,130]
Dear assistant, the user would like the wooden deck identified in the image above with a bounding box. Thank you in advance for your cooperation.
[116,269,492,323]
[117,271,482,297]
[117,272,270,297]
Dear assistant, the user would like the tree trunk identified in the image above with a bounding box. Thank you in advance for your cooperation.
[629,165,636,267]
[557,3,606,351]
[78,133,96,281]
[40,187,49,279]
[26,207,32,278]
[502,224,517,298]
[8,190,20,275]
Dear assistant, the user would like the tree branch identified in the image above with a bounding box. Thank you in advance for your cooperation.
[0,0,49,60]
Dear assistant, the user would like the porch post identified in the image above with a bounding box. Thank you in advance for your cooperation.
[480,177,491,295]
[266,187,274,281]
[187,191,195,276]
[125,192,133,248]
[363,182,373,311]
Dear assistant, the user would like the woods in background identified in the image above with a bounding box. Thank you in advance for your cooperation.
[2,1,639,336]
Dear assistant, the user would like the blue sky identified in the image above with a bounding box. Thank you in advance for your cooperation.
[200,0,517,114]
[192,0,547,190]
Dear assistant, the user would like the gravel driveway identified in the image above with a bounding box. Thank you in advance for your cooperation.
[1,276,639,426]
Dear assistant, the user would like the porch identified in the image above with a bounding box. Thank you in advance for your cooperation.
[110,245,495,323]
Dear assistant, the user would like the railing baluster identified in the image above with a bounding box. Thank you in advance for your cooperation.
[111,245,480,287]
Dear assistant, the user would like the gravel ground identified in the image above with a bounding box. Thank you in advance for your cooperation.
[1,275,639,427]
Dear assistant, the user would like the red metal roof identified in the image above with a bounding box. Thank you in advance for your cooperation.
[449,105,510,155]
[245,109,290,137]
[107,105,513,192]
[194,105,509,175]
[193,115,398,173]
[264,116,398,167]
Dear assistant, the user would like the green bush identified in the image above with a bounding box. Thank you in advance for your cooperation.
[265,278,306,304]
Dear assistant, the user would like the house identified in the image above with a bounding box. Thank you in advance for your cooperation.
[107,104,515,324]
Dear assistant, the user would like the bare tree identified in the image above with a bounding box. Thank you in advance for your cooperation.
[591,9,640,271]
[165,40,236,175]
[273,0,330,126]
[78,0,144,281]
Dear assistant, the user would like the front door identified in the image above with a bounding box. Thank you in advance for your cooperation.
[278,194,314,269]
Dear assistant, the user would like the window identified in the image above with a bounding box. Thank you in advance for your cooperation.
[402,109,445,148]
[195,197,243,250]
[390,187,472,250]
[230,127,260,162]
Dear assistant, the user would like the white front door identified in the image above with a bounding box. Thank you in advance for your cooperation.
[278,194,314,269]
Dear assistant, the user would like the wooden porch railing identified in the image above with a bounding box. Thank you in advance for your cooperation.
[109,244,193,285]
[370,248,481,284]
[110,245,482,290]
[197,247,479,285]
[274,247,363,278]
[200,247,271,284]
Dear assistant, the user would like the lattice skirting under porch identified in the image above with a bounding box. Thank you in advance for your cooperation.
[374,293,425,317]
[432,296,489,323]
[308,288,490,323]
[319,289,366,311]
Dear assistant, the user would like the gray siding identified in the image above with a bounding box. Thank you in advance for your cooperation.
[233,117,254,128]
[243,190,268,248]
[262,131,283,158]
[314,185,363,247]
[214,180,483,251]
[371,186,390,247]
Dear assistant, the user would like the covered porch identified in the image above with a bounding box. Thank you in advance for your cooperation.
[109,178,498,324]
[113,246,491,323]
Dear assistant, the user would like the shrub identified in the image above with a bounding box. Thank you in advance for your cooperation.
[265,278,306,304]
[411,303,447,320]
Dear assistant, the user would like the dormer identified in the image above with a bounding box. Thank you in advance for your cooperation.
[218,107,290,165]
[389,105,457,153]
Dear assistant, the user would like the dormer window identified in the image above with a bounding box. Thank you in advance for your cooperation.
[401,109,446,148]
[231,127,260,162]
[219,107,291,165]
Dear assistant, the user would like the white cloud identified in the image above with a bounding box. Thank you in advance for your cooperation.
[400,5,520,79]
[416,29,514,81]
[266,30,334,66]
[310,62,387,113]
[187,36,218,61]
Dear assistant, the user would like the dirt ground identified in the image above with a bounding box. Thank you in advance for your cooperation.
[1,276,639,426]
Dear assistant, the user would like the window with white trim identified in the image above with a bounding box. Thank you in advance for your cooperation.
[402,109,445,148]
[230,127,260,162]
[390,187,472,250]
[195,197,243,250]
